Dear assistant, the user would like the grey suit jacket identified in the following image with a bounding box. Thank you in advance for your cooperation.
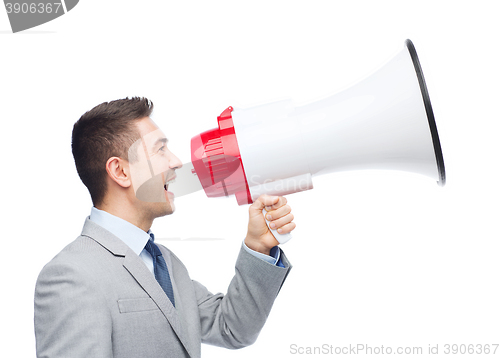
[34,218,291,358]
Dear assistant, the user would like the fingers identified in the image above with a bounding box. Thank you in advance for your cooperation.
[259,195,295,234]
[275,221,296,234]
[268,212,295,233]
[263,203,291,222]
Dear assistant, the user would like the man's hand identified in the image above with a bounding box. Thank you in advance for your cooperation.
[245,195,296,255]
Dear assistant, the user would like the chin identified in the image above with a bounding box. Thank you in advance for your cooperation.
[154,201,175,218]
[133,189,176,219]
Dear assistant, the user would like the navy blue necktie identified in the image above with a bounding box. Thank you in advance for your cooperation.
[144,234,175,307]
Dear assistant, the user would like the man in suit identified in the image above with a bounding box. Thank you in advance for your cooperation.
[34,97,295,358]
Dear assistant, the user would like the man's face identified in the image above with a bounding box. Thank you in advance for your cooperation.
[129,117,182,218]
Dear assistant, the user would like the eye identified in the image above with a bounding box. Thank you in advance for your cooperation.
[159,145,166,152]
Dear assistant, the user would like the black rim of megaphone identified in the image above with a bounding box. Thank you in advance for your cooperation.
[405,39,446,186]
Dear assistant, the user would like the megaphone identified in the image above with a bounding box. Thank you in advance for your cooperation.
[188,39,445,243]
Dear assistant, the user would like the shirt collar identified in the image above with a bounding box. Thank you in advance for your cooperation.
[89,207,152,256]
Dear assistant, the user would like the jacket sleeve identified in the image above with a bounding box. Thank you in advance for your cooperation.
[194,244,291,349]
[34,260,113,358]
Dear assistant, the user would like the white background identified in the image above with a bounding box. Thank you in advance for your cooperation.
[1,1,499,357]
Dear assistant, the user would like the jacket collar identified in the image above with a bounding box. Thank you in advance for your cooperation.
[81,217,129,257]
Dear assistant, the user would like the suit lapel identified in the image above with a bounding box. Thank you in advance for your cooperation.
[81,218,193,357]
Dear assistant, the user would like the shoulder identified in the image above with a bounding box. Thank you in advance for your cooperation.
[44,234,106,261]
[36,234,119,288]
[37,236,99,278]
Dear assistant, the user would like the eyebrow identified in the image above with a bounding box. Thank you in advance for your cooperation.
[154,137,169,147]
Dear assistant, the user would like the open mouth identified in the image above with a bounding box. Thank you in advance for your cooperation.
[164,175,176,192]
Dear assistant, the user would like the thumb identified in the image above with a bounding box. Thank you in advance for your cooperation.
[249,195,280,216]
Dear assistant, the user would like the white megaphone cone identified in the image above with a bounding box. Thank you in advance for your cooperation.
[190,39,446,244]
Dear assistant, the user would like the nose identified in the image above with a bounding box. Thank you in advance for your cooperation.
[169,151,183,170]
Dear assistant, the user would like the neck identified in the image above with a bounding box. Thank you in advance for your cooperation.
[96,199,153,233]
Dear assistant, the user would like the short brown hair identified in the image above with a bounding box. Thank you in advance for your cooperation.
[72,97,154,206]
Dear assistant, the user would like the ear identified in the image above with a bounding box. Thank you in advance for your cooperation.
[105,157,132,188]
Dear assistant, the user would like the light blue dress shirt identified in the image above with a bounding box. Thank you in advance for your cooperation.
[88,207,282,274]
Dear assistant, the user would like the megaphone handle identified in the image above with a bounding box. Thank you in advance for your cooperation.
[262,208,292,245]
